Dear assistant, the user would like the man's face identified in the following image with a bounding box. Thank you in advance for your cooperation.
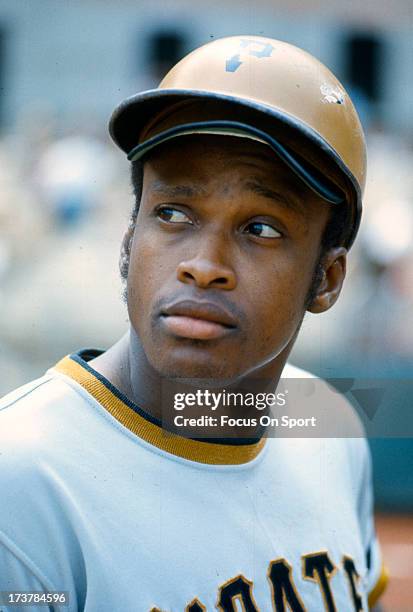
[126,135,331,380]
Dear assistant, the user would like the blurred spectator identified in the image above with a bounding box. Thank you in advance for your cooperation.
[35,134,114,227]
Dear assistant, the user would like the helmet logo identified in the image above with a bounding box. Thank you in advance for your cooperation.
[226,39,274,72]
[320,84,345,105]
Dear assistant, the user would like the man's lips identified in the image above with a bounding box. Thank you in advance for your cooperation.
[160,300,238,340]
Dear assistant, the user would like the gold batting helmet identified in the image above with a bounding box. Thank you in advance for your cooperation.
[109,36,366,248]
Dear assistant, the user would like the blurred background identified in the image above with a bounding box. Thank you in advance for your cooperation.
[0,1,412,608]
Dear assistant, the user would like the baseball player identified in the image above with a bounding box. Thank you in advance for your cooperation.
[0,36,387,611]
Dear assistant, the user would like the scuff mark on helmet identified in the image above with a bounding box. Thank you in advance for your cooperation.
[320,84,345,105]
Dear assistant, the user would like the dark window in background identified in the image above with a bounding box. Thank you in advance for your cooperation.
[344,32,383,103]
[147,31,187,81]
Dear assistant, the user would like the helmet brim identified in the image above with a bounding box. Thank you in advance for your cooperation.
[109,88,361,248]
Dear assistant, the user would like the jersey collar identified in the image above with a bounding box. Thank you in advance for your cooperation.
[53,351,266,466]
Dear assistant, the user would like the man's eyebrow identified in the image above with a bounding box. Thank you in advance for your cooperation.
[148,179,307,214]
[148,181,208,199]
[244,179,306,215]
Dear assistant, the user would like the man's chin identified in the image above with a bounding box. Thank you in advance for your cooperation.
[149,346,244,382]
[156,362,239,382]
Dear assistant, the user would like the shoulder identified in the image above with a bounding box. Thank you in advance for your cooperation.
[281,360,366,437]
[0,367,85,413]
[0,369,97,475]
[0,371,85,435]
[274,361,370,473]
[0,374,64,475]
[0,375,56,450]
[280,361,316,379]
[0,374,88,604]
[0,374,53,412]
[0,364,126,484]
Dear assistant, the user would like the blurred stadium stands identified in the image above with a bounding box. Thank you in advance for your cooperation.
[0,2,412,607]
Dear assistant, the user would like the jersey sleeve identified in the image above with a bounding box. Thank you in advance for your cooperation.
[357,441,389,608]
[0,379,85,612]
[0,532,55,611]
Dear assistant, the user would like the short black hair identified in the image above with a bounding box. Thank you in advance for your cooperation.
[121,159,350,306]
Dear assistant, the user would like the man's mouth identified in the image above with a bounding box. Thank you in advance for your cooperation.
[160,300,238,341]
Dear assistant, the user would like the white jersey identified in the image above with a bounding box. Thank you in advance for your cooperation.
[0,350,387,611]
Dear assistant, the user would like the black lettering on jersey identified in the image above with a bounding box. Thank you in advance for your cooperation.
[342,556,364,611]
[267,558,306,611]
[217,574,259,611]
[302,551,337,612]
[185,599,207,612]
[365,545,372,572]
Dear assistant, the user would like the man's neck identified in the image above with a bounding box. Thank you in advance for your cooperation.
[89,329,292,439]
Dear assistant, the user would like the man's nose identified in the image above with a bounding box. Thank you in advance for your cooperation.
[176,242,237,290]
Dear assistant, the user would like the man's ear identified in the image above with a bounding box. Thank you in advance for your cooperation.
[119,225,135,280]
[307,247,347,313]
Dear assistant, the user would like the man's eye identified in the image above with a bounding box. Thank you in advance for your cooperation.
[157,207,192,224]
[245,222,282,238]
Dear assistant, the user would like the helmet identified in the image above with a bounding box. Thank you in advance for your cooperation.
[109,36,366,248]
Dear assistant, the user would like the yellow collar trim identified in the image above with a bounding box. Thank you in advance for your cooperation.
[53,355,266,466]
